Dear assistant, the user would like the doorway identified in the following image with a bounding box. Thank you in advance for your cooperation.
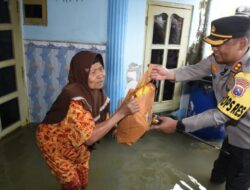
[0,0,29,139]
[144,1,192,113]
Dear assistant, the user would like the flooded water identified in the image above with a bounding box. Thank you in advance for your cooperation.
[87,131,225,190]
[0,125,225,190]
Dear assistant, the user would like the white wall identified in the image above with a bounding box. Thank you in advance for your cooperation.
[203,0,250,57]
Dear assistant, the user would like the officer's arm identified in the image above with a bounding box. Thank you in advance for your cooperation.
[181,109,230,132]
[174,55,214,82]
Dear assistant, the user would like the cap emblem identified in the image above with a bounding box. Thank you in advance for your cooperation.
[211,25,216,33]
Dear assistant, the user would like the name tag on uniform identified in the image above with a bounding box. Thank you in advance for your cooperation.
[218,72,250,120]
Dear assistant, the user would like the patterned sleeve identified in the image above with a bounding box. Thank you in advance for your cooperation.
[65,100,95,147]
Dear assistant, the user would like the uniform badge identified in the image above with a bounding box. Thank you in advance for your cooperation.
[218,72,250,120]
[225,62,242,91]
[232,77,250,97]
[231,62,242,74]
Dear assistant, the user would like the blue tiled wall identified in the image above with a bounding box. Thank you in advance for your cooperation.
[24,40,105,122]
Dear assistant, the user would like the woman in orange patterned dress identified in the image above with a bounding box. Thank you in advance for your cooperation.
[36,51,139,190]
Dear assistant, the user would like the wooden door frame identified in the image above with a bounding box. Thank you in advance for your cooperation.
[0,0,29,139]
[143,0,193,113]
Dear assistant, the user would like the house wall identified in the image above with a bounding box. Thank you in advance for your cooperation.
[22,0,108,122]
[23,0,108,43]
[24,41,105,122]
[21,0,210,122]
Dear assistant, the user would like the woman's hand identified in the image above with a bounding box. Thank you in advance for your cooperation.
[86,97,139,145]
[151,116,177,133]
[150,64,176,80]
[117,97,140,117]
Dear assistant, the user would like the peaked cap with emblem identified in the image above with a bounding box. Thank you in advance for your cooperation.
[203,16,250,46]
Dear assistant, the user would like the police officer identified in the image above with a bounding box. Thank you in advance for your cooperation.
[150,15,250,190]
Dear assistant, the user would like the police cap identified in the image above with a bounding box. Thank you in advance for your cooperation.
[203,16,250,46]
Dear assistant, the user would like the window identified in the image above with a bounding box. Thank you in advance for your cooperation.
[23,0,47,25]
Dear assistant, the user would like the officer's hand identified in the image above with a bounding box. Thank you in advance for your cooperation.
[150,64,168,80]
[151,116,177,133]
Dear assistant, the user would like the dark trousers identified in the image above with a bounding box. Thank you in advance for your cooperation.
[210,138,250,190]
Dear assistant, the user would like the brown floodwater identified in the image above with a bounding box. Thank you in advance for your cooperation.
[87,130,225,190]
[0,125,225,190]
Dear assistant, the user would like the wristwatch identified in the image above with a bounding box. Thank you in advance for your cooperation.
[176,120,186,132]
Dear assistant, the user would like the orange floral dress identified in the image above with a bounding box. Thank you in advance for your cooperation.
[36,100,95,189]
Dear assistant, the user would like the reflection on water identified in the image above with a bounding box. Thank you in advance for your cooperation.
[87,131,225,190]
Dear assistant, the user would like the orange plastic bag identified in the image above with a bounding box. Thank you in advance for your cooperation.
[116,67,155,145]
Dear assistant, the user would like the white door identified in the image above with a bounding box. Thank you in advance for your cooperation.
[0,0,29,139]
[144,2,192,113]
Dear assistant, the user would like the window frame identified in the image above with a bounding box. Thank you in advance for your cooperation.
[23,0,47,25]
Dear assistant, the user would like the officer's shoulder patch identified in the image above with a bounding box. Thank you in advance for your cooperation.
[217,72,250,120]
